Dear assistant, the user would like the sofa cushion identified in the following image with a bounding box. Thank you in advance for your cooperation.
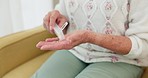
[3,51,55,78]
[142,68,148,78]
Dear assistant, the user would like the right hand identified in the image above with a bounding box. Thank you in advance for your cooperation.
[43,10,68,34]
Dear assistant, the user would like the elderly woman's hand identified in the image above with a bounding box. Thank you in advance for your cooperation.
[36,30,90,50]
[43,10,68,34]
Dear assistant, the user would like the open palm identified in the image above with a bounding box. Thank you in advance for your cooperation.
[36,30,90,50]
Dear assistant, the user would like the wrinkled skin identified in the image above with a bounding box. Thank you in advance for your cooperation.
[36,30,90,50]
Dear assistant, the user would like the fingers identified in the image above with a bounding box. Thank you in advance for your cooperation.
[36,41,46,48]
[36,39,72,50]
[36,37,59,48]
[36,40,62,50]
[58,20,67,29]
[49,10,60,32]
[40,40,70,50]
[43,10,60,33]
[43,10,68,34]
[56,16,67,28]
[45,37,59,42]
[43,12,51,31]
[40,43,61,50]
[36,41,58,48]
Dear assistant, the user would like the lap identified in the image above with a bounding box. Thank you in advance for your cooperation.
[76,62,143,78]
[32,50,143,78]
[31,50,87,78]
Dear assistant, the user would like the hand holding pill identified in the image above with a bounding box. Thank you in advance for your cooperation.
[53,22,68,40]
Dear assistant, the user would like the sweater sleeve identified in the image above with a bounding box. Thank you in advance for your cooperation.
[124,0,148,59]
[54,0,68,18]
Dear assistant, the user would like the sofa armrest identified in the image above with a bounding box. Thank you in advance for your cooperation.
[0,26,55,77]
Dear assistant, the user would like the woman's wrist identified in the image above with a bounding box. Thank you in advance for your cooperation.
[84,30,101,44]
[86,31,103,45]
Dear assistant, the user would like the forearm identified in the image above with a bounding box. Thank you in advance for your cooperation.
[87,31,132,55]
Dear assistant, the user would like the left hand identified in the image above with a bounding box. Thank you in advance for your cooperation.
[36,30,90,50]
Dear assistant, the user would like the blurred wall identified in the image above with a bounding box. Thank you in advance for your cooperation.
[0,0,53,37]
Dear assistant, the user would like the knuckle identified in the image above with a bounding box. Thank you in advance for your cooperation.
[61,16,67,21]
[62,19,67,22]
[53,10,60,16]
[50,16,56,20]
[43,14,50,21]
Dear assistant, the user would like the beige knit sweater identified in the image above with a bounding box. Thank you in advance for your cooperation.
[55,0,148,66]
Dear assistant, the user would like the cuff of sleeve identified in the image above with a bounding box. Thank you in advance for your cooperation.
[124,36,142,59]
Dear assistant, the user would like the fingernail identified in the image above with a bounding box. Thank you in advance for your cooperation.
[40,47,44,50]
[36,44,40,48]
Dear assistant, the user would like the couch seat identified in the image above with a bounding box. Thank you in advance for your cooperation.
[3,51,54,78]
